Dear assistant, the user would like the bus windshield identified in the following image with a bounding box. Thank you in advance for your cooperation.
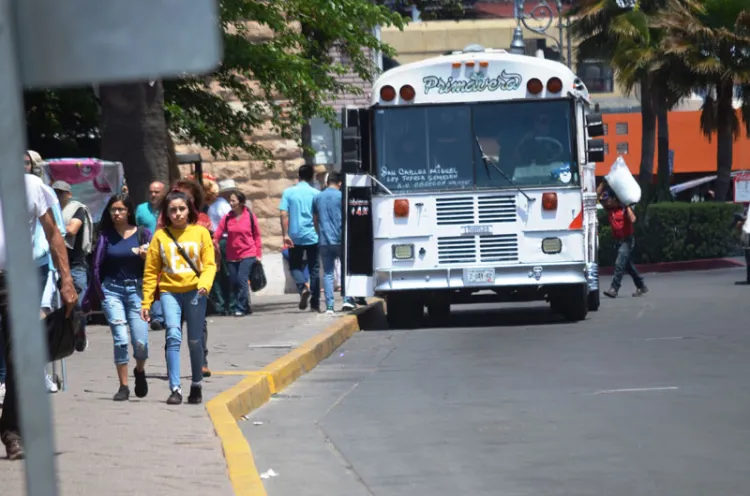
[373,99,578,193]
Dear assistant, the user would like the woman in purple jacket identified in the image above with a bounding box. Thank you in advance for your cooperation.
[83,194,152,402]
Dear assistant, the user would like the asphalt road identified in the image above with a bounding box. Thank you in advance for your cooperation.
[244,268,750,496]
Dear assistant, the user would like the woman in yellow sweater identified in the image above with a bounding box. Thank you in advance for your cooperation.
[140,191,217,405]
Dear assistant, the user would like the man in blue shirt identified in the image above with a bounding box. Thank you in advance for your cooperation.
[134,180,165,232]
[280,165,320,311]
[313,172,356,314]
[135,180,165,329]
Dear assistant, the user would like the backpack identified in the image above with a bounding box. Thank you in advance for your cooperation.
[62,200,95,255]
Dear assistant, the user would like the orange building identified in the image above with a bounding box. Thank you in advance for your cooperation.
[599,110,750,179]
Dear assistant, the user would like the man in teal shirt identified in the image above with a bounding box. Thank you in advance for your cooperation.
[134,180,165,232]
[280,165,320,311]
[135,180,165,329]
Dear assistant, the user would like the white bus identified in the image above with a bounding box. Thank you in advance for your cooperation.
[340,45,606,328]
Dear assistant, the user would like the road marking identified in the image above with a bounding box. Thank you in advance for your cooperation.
[592,387,679,395]
[645,336,686,341]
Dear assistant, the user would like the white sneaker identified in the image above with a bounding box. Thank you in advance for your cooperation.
[45,374,58,393]
[0,382,5,406]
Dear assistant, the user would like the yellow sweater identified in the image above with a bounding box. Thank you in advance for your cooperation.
[141,225,217,310]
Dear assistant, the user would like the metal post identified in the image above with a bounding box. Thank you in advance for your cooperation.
[0,0,58,494]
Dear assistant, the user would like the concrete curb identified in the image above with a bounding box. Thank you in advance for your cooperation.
[205,299,386,496]
[598,257,744,276]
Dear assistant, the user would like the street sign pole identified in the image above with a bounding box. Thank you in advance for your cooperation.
[0,0,58,494]
[0,0,221,494]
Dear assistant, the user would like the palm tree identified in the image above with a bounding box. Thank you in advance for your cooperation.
[658,0,750,201]
[570,0,660,192]
[607,6,693,200]
[571,0,689,199]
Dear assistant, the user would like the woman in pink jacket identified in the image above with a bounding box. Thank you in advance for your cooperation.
[213,189,262,316]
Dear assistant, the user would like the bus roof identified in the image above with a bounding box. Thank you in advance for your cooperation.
[370,47,590,107]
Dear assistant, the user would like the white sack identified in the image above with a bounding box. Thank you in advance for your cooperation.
[742,217,750,248]
[605,156,641,205]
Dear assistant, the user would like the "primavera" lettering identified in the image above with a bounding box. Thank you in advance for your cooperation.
[423,71,523,95]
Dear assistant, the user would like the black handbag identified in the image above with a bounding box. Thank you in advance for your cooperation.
[46,306,84,361]
[250,261,267,292]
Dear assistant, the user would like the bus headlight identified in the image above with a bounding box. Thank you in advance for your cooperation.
[392,244,415,260]
[541,237,562,254]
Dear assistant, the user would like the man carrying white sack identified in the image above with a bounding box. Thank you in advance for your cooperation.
[597,180,648,298]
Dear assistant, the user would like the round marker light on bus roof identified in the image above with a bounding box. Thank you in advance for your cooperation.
[380,85,396,102]
[527,78,544,95]
[400,84,416,101]
[547,77,563,94]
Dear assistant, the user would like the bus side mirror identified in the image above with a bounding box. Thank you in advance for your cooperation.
[586,112,604,137]
[340,107,371,174]
[587,138,605,163]
[342,126,362,172]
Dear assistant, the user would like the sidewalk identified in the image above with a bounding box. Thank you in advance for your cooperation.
[0,294,345,496]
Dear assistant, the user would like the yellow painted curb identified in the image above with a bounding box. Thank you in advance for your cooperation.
[206,299,383,496]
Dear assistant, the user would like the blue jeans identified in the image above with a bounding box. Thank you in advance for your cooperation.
[282,248,309,281]
[611,236,644,291]
[150,300,164,325]
[288,244,320,309]
[102,278,149,365]
[161,290,207,391]
[70,265,88,308]
[228,257,255,314]
[319,245,354,309]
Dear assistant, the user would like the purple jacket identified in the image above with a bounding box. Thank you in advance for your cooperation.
[82,226,153,312]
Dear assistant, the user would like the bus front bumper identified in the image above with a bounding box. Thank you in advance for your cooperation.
[374,262,588,292]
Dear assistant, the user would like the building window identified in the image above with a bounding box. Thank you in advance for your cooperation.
[604,143,610,155]
[577,60,614,93]
[602,123,609,135]
[616,142,629,155]
[615,122,628,135]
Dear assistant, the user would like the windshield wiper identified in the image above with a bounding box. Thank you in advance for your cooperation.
[475,137,534,202]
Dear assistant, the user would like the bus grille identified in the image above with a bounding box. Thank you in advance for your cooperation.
[436,195,516,225]
[435,197,474,225]
[479,234,519,263]
[437,236,476,264]
[478,196,516,224]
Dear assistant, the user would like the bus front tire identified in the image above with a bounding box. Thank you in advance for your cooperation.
[386,294,424,329]
[587,288,601,312]
[560,283,589,322]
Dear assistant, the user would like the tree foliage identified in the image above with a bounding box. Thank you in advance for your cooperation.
[25,0,408,164]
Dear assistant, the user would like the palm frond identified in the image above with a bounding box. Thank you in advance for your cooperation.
[700,94,717,141]
[740,84,750,137]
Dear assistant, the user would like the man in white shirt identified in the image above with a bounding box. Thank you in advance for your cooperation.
[0,173,77,460]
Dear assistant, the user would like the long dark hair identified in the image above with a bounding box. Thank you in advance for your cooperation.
[99,194,136,234]
[160,191,198,227]
[172,178,205,211]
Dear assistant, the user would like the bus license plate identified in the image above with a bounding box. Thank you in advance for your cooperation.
[465,268,495,284]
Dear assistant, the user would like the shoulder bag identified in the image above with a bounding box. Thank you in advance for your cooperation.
[163,228,202,278]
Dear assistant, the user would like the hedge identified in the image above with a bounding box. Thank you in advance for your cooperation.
[597,202,743,266]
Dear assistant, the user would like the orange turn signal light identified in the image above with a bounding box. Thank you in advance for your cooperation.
[394,199,410,218]
[542,192,558,211]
